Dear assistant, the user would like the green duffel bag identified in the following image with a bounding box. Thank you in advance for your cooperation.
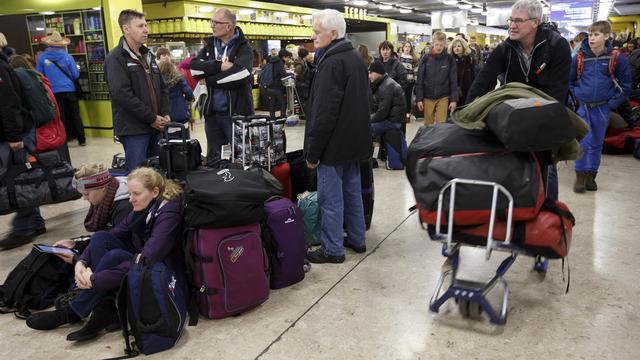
[296,191,321,246]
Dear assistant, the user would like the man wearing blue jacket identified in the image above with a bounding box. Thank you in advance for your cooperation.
[37,31,85,146]
[570,21,632,193]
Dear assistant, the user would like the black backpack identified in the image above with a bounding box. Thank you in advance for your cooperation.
[13,68,56,127]
[0,248,72,318]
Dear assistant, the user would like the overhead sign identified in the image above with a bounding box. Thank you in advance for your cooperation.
[550,1,593,27]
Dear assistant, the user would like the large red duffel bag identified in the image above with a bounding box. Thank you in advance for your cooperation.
[430,200,574,258]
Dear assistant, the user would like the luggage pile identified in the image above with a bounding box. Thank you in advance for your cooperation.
[406,98,576,259]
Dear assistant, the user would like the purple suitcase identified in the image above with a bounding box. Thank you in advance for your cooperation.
[191,223,269,319]
[264,197,306,289]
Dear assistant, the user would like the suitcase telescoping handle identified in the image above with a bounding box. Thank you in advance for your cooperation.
[163,122,189,143]
[232,115,281,124]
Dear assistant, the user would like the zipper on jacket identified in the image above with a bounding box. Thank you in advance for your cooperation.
[511,39,546,83]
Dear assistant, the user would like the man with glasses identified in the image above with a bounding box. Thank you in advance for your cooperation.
[467,0,571,104]
[189,8,254,160]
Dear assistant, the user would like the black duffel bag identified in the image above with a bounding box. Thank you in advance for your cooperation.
[158,123,202,180]
[0,149,80,215]
[486,98,576,152]
[184,167,282,229]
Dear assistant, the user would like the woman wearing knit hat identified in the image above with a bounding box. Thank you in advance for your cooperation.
[36,31,86,147]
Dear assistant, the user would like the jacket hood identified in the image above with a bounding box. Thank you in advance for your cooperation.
[0,51,7,63]
[579,38,613,58]
[43,47,72,61]
[317,39,354,65]
[371,73,389,91]
[114,176,129,202]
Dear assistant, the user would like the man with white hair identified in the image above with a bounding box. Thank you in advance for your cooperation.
[467,0,571,103]
[304,9,371,264]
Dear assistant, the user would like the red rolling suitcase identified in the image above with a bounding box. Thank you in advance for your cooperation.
[271,162,292,200]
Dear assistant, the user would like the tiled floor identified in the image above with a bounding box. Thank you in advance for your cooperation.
[0,120,639,359]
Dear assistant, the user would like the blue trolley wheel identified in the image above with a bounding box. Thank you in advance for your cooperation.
[534,256,548,274]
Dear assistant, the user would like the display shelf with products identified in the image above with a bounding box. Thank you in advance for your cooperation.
[26,8,109,101]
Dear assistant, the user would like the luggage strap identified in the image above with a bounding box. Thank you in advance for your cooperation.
[543,199,573,293]
[182,227,200,326]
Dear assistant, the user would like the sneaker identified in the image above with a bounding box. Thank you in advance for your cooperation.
[306,248,345,264]
[343,237,366,253]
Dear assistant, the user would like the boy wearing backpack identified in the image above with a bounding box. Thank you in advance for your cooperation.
[570,21,632,193]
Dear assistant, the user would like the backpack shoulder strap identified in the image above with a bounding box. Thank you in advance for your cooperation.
[576,51,585,80]
[609,49,621,77]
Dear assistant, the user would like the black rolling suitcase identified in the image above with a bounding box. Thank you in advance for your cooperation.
[158,123,202,179]
[360,159,374,230]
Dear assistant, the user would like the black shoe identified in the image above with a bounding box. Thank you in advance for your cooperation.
[0,227,46,250]
[35,227,47,236]
[371,159,379,169]
[306,248,345,264]
[26,306,80,330]
[343,238,366,253]
[66,299,120,342]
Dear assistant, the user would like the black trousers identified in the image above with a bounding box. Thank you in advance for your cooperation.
[54,92,85,144]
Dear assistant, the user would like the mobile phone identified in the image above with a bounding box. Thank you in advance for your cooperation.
[33,244,78,256]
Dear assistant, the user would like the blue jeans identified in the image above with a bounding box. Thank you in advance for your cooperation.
[204,112,232,161]
[0,128,45,236]
[119,132,160,172]
[70,231,133,317]
[317,162,366,256]
[371,121,401,138]
[575,103,610,172]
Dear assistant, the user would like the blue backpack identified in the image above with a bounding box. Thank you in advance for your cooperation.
[116,261,190,357]
[259,62,274,87]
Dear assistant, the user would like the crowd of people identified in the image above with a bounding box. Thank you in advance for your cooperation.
[0,0,636,349]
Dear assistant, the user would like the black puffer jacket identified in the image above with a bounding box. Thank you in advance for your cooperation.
[415,51,458,101]
[371,74,406,124]
[467,25,571,103]
[0,52,32,142]
[190,27,254,117]
[105,37,170,136]
[454,55,475,106]
[381,56,408,89]
[304,39,372,165]
[266,55,290,91]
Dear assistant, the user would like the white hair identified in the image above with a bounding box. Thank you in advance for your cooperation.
[312,9,346,39]
[0,33,7,49]
[512,0,543,20]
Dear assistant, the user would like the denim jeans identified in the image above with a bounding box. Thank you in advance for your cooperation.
[70,231,133,318]
[316,162,366,256]
[371,121,402,138]
[204,112,232,161]
[0,128,45,236]
[575,103,610,173]
[119,132,160,172]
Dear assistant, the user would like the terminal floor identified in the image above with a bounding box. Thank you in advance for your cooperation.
[0,120,639,359]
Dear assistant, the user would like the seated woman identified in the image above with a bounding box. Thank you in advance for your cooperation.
[26,168,184,342]
[53,163,131,261]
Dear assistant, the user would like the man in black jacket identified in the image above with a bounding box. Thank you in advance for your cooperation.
[190,8,254,160]
[304,9,372,264]
[369,61,406,137]
[105,9,170,172]
[466,0,571,104]
[0,40,46,249]
[265,49,292,118]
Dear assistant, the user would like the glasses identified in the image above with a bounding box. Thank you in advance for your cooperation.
[507,17,537,25]
[210,20,230,27]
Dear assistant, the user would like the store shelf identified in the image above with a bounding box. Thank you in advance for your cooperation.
[84,29,102,32]
[85,40,104,43]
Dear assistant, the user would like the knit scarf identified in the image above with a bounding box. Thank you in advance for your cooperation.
[128,198,160,243]
[84,177,119,232]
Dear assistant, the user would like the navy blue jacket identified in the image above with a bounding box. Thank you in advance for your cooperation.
[168,77,194,123]
[570,39,632,109]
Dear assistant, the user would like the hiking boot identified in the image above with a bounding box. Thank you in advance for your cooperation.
[343,237,366,253]
[573,171,586,193]
[585,172,598,191]
[306,248,345,264]
[66,299,120,342]
[26,306,80,330]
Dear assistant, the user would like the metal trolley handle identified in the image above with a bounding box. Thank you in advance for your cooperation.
[434,178,515,260]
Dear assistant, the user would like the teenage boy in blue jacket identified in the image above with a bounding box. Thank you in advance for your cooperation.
[570,21,631,193]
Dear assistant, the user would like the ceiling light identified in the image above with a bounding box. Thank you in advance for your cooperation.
[399,8,412,13]
[40,11,55,15]
[458,4,473,10]
[379,4,392,10]
[92,7,101,10]
[353,0,369,5]
[274,12,288,17]
[302,15,313,20]
[198,6,213,13]
[471,8,482,13]
[443,0,458,5]
[239,9,255,15]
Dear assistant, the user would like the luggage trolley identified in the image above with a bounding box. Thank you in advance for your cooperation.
[282,75,304,124]
[428,178,531,325]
